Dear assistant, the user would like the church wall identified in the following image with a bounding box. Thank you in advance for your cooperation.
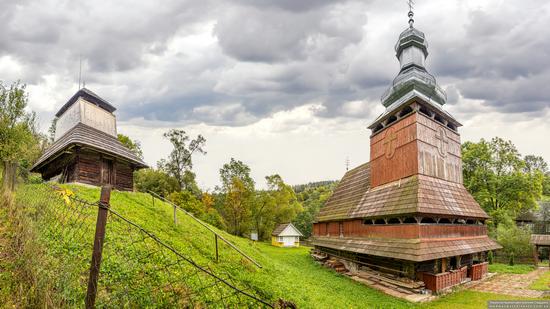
[70,151,135,191]
[115,162,134,191]
[54,98,117,141]
[416,113,463,184]
[313,221,488,239]
[76,152,102,186]
[370,113,419,187]
[79,99,117,137]
[55,101,81,140]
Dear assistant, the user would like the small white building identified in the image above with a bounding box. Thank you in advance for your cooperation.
[271,223,303,247]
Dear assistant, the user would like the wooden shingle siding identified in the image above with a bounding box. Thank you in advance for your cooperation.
[318,173,489,221]
[314,221,488,239]
[531,234,550,245]
[316,162,370,221]
[312,236,500,262]
[32,123,147,173]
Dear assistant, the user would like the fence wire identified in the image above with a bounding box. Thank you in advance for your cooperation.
[25,185,274,308]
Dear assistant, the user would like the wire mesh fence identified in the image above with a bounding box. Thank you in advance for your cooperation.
[22,185,275,308]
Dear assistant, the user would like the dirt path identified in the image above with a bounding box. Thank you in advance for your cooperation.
[469,267,549,298]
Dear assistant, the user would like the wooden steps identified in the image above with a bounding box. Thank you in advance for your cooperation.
[324,258,348,273]
[354,268,425,294]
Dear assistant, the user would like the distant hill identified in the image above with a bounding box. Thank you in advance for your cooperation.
[292,180,338,193]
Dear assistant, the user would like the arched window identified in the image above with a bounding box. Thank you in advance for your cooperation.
[403,217,417,224]
[386,115,398,126]
[398,106,413,118]
[434,114,445,125]
[388,217,400,224]
[420,217,436,224]
[418,106,432,118]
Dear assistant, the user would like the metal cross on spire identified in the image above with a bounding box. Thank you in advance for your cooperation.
[407,0,415,28]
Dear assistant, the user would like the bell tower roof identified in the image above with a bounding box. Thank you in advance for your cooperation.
[369,5,459,133]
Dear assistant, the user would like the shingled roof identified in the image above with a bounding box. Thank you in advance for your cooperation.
[317,163,371,221]
[312,235,500,262]
[531,234,550,246]
[316,164,489,222]
[31,123,147,172]
[272,223,303,236]
[55,88,116,117]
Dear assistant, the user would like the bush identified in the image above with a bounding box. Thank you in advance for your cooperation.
[509,252,515,266]
[497,223,532,258]
[488,250,494,264]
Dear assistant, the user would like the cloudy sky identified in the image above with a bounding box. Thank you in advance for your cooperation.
[1,0,549,189]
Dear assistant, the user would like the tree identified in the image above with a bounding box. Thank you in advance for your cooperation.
[0,81,43,181]
[117,133,144,159]
[168,190,204,216]
[544,173,550,196]
[48,117,58,143]
[223,177,253,235]
[497,224,532,260]
[524,155,548,174]
[218,158,255,236]
[220,158,254,191]
[293,182,336,238]
[134,168,179,197]
[462,137,543,227]
[160,129,206,191]
[263,175,302,236]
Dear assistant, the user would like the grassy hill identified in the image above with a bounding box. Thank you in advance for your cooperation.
[1,183,540,308]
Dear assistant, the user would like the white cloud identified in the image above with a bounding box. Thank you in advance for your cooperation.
[2,0,549,189]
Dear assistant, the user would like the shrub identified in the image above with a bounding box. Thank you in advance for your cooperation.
[488,250,494,264]
[509,252,515,266]
[497,223,532,258]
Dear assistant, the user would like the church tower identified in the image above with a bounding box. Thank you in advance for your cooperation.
[31,88,148,191]
[368,9,461,188]
[312,6,500,294]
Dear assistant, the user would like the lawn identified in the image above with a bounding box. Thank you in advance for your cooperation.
[529,270,550,291]
[5,183,545,308]
[488,263,535,274]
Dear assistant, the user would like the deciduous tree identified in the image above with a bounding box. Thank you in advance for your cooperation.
[218,158,255,236]
[159,129,206,192]
[0,81,44,182]
[462,137,543,227]
[117,133,144,159]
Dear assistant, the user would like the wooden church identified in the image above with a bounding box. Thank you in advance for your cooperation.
[31,88,148,191]
[311,10,501,293]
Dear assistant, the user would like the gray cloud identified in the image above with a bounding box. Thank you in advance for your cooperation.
[1,0,549,130]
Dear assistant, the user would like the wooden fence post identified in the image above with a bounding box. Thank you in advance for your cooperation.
[215,234,219,262]
[85,185,111,309]
[173,205,178,225]
[1,161,17,192]
[533,245,540,267]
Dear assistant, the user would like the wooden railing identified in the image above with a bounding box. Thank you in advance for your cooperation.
[148,190,262,268]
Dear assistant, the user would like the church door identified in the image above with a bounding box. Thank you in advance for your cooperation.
[101,159,114,186]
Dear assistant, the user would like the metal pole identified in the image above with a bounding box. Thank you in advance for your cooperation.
[215,234,219,262]
[85,185,111,309]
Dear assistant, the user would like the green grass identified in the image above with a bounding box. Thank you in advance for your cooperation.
[529,270,550,291]
[488,263,535,274]
[7,183,545,308]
